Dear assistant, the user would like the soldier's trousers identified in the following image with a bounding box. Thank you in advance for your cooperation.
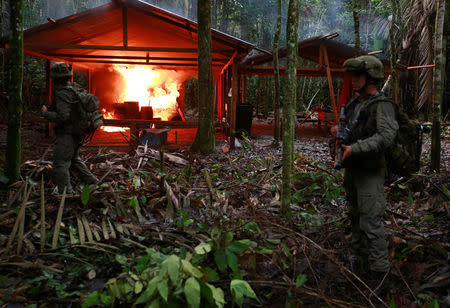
[344,167,390,273]
[53,133,97,193]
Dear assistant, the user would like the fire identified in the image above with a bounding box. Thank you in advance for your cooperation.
[99,108,128,132]
[114,65,180,121]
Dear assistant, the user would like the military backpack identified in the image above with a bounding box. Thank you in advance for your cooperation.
[67,84,104,136]
[368,96,424,176]
[386,103,423,176]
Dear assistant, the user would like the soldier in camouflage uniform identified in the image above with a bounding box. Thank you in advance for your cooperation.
[41,62,98,194]
[336,56,399,286]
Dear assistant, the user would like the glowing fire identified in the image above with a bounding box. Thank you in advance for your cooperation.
[114,66,180,121]
[99,108,128,132]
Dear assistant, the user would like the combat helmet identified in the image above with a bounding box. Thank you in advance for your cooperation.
[50,62,73,78]
[343,55,384,80]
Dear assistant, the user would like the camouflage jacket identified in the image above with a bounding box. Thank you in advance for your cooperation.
[345,93,399,169]
[43,83,81,135]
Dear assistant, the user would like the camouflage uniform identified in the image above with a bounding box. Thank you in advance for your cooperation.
[344,94,398,273]
[43,63,97,194]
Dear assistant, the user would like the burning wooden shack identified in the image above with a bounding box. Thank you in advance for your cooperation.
[23,0,256,146]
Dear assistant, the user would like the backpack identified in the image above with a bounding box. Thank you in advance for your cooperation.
[385,103,423,176]
[68,84,104,135]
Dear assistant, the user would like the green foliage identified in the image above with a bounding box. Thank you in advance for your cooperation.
[193,227,257,276]
[81,185,91,206]
[292,167,344,203]
[0,171,9,185]
[82,249,227,308]
[230,279,260,307]
[25,270,81,299]
[295,274,307,287]
[176,210,194,228]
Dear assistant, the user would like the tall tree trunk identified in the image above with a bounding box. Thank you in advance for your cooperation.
[191,0,215,154]
[5,0,24,183]
[281,0,299,217]
[353,0,360,56]
[389,0,402,103]
[273,0,282,144]
[263,76,269,119]
[431,0,446,171]
[445,0,450,118]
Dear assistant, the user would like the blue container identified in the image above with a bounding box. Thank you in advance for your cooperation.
[140,128,170,145]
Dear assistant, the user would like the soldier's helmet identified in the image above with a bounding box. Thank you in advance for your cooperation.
[343,55,384,80]
[50,62,72,78]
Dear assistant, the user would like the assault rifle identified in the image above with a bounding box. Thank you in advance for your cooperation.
[334,105,351,169]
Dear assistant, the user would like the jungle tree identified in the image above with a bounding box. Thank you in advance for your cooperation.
[5,0,24,184]
[273,0,282,144]
[353,0,361,56]
[281,0,299,216]
[191,0,215,154]
[431,0,446,171]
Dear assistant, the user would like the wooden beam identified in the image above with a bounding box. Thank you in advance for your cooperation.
[102,118,228,128]
[122,6,128,47]
[67,59,223,67]
[25,43,235,54]
[24,49,91,70]
[46,53,228,63]
[221,51,237,75]
[231,57,239,148]
[244,66,345,77]
[321,44,338,122]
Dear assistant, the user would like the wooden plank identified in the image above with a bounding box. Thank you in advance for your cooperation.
[231,57,239,147]
[46,53,228,62]
[243,66,345,77]
[25,43,234,54]
[122,6,128,47]
[321,44,338,122]
[102,118,228,128]
[65,59,223,67]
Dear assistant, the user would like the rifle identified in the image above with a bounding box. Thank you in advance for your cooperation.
[334,105,351,169]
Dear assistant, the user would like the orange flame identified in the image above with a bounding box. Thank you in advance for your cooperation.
[114,65,180,121]
[99,108,128,132]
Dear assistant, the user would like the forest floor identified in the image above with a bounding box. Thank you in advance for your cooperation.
[0,118,448,308]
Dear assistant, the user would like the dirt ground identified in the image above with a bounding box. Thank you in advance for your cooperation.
[0,116,448,307]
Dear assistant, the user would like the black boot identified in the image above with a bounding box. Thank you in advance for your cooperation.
[352,256,370,275]
[368,270,390,300]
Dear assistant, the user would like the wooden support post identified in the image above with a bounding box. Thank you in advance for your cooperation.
[227,66,232,136]
[46,59,52,137]
[321,45,338,122]
[87,69,91,92]
[231,57,239,148]
[337,73,352,110]
[218,73,223,121]
[122,6,128,47]
[241,76,247,104]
